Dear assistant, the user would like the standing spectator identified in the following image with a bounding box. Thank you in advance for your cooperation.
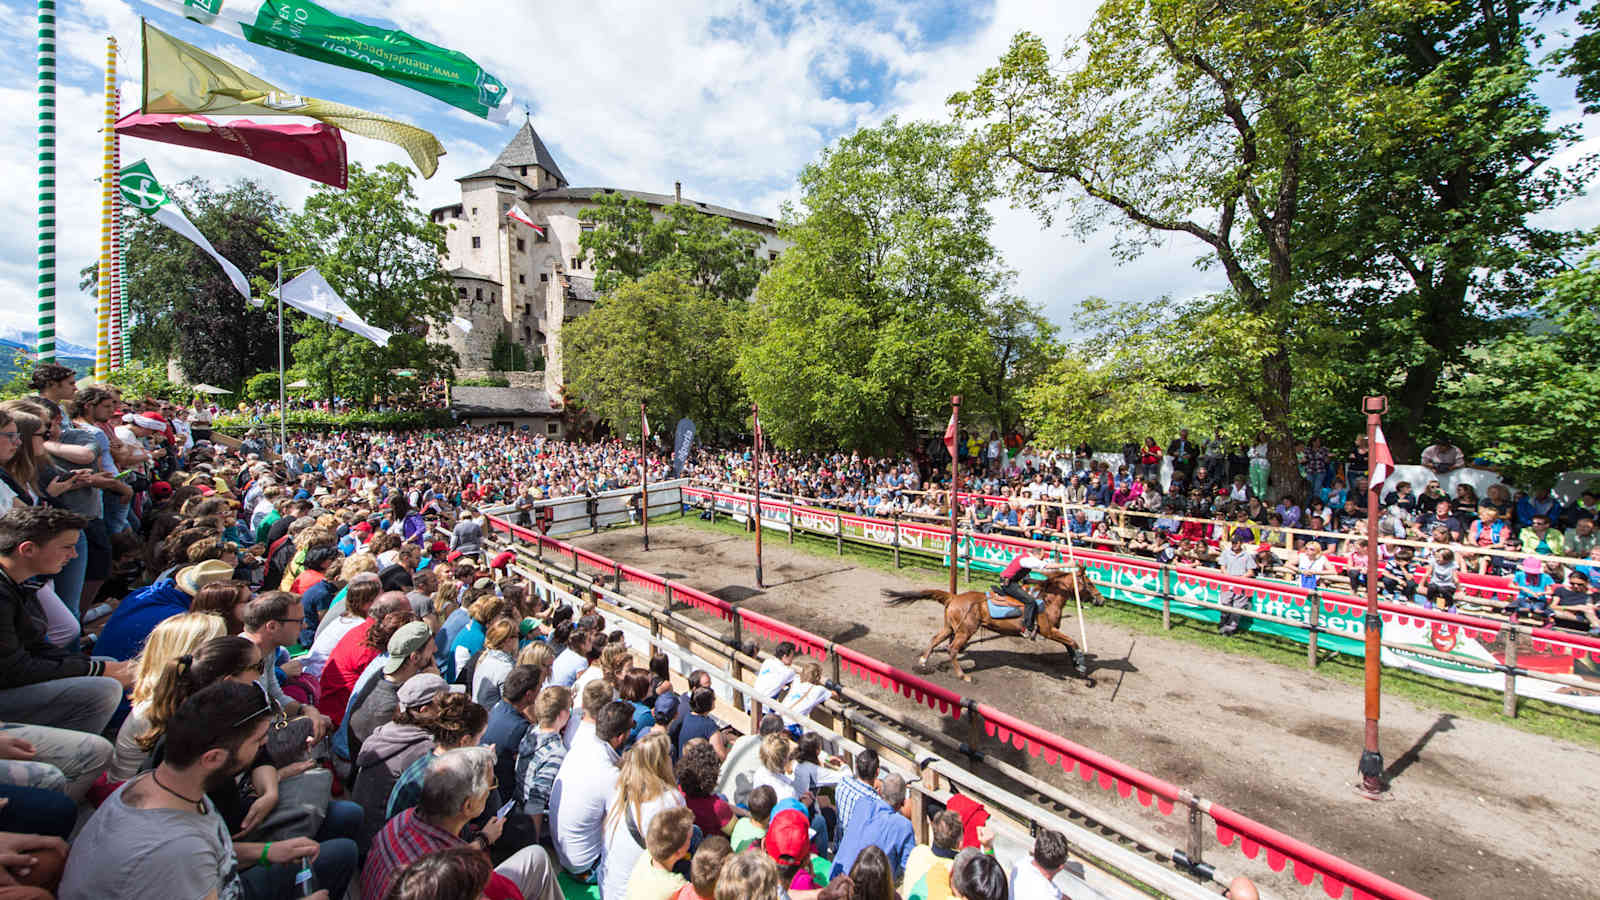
[1419,438,1465,474]
[830,771,914,881]
[1166,429,1196,483]
[1137,437,1162,481]
[550,700,633,877]
[59,680,356,900]
[450,507,485,560]
[0,507,130,731]
[1215,538,1258,636]
[1296,541,1330,592]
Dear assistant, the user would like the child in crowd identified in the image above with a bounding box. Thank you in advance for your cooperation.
[1424,548,1459,611]
[731,785,777,852]
[1509,557,1556,624]
[673,836,733,900]
[1380,547,1417,604]
[1296,541,1329,591]
[629,806,695,900]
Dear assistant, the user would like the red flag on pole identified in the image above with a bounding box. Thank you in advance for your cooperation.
[1370,425,1393,491]
[506,205,545,235]
[641,408,650,439]
[943,405,959,459]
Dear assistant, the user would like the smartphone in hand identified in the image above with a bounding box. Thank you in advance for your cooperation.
[497,799,516,818]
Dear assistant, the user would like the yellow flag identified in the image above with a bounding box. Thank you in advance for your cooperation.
[141,20,444,178]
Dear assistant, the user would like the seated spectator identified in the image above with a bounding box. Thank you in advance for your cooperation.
[716,714,786,807]
[949,848,1008,900]
[550,699,633,877]
[1509,557,1557,625]
[753,732,799,803]
[730,784,776,852]
[471,617,522,708]
[753,642,799,704]
[1009,827,1071,899]
[515,684,572,839]
[318,591,415,724]
[0,507,130,732]
[386,691,490,821]
[304,569,380,679]
[676,686,722,758]
[1424,548,1460,612]
[109,611,227,782]
[346,621,438,759]
[600,731,687,900]
[1567,516,1598,560]
[1548,570,1600,635]
[293,545,343,644]
[482,664,541,795]
[350,672,447,847]
[95,557,235,660]
[446,594,510,684]
[1515,487,1561,529]
[902,808,963,899]
[716,848,783,900]
[677,834,733,900]
[1295,541,1329,592]
[830,770,914,881]
[678,737,736,838]
[60,680,357,900]
[766,806,822,893]
[1520,514,1565,557]
[1380,548,1418,604]
[383,844,492,900]
[361,745,562,900]
[631,805,696,900]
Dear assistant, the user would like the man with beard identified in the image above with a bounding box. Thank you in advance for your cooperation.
[59,681,356,900]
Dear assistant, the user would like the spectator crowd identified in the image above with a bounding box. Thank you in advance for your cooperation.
[0,361,1098,900]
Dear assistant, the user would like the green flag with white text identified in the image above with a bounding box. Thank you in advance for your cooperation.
[120,160,254,303]
[149,0,513,121]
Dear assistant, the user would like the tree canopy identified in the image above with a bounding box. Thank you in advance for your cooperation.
[578,191,769,302]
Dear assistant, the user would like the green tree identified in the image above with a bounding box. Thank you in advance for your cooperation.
[1441,246,1600,487]
[562,270,746,438]
[84,178,284,388]
[739,118,1001,456]
[578,192,769,301]
[1296,0,1585,458]
[980,295,1059,440]
[271,163,458,405]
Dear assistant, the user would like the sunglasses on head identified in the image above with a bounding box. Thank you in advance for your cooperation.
[231,681,276,728]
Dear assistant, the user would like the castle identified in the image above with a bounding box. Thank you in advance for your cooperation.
[430,119,785,423]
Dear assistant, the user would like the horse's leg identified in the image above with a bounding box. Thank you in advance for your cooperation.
[1041,601,1090,678]
[948,624,976,683]
[919,620,954,670]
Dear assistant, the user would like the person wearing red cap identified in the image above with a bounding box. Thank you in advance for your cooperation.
[763,806,820,892]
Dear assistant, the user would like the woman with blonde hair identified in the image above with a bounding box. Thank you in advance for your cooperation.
[715,849,783,900]
[752,732,798,802]
[471,617,520,707]
[517,641,556,681]
[601,730,686,900]
[107,612,228,781]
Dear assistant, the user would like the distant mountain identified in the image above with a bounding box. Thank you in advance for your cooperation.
[0,327,96,359]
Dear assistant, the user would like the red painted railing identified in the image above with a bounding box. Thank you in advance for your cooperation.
[483,512,1441,900]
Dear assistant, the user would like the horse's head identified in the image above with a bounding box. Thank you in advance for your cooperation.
[1043,563,1107,607]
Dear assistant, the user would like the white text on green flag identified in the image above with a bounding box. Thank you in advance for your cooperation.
[151,0,513,120]
[119,160,253,303]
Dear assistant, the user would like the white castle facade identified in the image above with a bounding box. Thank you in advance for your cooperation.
[429,120,785,405]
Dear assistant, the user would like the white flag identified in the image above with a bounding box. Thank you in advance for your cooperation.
[451,316,473,333]
[1370,426,1394,492]
[273,268,392,346]
[119,160,252,303]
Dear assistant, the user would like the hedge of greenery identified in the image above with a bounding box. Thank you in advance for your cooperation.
[455,376,511,387]
[211,409,456,432]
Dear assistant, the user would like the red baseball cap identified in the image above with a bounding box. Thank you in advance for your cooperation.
[763,808,812,866]
[353,521,374,535]
[428,540,448,556]
[150,481,173,500]
[447,550,463,562]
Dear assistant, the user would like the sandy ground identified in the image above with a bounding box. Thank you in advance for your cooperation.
[568,523,1600,900]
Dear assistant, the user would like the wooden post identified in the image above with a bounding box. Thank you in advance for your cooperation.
[830,643,842,688]
[893,516,901,568]
[963,699,983,758]
[962,528,971,585]
[614,562,623,592]
[1179,789,1204,870]
[788,502,794,545]
[835,513,843,556]
[664,582,675,614]
[571,544,580,576]
[731,612,743,653]
[908,781,927,844]
[1161,565,1172,631]
[1306,591,1320,670]
[1502,623,1519,718]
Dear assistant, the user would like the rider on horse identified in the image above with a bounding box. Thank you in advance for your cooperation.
[996,552,1073,640]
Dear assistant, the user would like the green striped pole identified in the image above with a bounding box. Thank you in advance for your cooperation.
[36,0,56,362]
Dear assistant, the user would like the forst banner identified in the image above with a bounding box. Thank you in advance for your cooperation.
[685,487,1600,715]
[154,0,513,120]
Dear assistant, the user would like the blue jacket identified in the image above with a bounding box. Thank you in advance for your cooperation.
[97,580,188,660]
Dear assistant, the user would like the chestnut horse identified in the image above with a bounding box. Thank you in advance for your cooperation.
[883,566,1104,683]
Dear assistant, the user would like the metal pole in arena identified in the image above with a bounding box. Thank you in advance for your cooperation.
[641,401,650,551]
[947,395,961,593]
[1359,395,1390,799]
[752,403,764,588]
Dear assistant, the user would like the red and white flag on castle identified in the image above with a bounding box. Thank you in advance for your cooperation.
[506,205,544,235]
[1370,426,1393,491]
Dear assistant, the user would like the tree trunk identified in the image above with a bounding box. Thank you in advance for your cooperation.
[1260,348,1304,502]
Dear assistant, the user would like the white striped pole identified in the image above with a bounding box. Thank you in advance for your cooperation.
[94,37,115,379]
[36,0,56,362]
[109,79,123,371]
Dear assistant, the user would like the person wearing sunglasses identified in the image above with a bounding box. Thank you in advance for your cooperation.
[60,680,356,900]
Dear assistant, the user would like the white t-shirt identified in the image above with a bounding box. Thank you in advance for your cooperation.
[781,682,830,724]
[598,788,685,900]
[752,767,798,803]
[752,658,795,700]
[1009,860,1064,900]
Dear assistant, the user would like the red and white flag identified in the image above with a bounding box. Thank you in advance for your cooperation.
[943,405,959,460]
[506,205,544,235]
[1370,426,1393,491]
[641,407,650,439]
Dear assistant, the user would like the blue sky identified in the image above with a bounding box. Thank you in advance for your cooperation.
[0,0,1594,350]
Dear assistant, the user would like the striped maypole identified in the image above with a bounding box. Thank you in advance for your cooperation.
[36,0,56,362]
[94,37,116,379]
[109,80,123,371]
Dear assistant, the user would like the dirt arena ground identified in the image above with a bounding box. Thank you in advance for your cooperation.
[569,522,1600,899]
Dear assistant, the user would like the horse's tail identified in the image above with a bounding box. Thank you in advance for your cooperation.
[882,588,946,607]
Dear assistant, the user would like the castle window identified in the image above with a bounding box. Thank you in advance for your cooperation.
[475,288,483,301]
[570,258,581,270]
[540,273,548,282]
[471,206,477,216]
[523,326,531,340]
[518,274,526,284]
[520,166,528,176]
[457,287,466,298]
[471,236,481,249]
[580,221,595,232]
[516,238,525,252]
[769,250,779,261]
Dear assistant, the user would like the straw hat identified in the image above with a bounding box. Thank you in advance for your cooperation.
[175,559,236,596]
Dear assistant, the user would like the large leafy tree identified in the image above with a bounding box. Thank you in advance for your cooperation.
[271,163,457,404]
[578,191,769,302]
[738,118,1003,456]
[951,3,1388,498]
[1297,0,1586,458]
[981,295,1060,441]
[84,178,284,388]
[562,270,745,439]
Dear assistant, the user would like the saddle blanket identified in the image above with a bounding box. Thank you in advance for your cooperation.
[986,593,1024,620]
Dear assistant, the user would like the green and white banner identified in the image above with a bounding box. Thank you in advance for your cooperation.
[152,0,513,121]
[119,159,253,303]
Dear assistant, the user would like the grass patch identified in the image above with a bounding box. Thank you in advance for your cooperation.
[670,511,1600,750]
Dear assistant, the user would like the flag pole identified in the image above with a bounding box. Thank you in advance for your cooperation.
[35,0,57,363]
[633,398,640,547]
[753,403,763,588]
[109,76,122,371]
[948,395,961,593]
[1359,395,1389,799]
[277,260,286,448]
[94,36,115,379]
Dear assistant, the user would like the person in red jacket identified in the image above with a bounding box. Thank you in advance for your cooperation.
[316,591,415,724]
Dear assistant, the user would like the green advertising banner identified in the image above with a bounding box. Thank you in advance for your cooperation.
[151,0,513,120]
